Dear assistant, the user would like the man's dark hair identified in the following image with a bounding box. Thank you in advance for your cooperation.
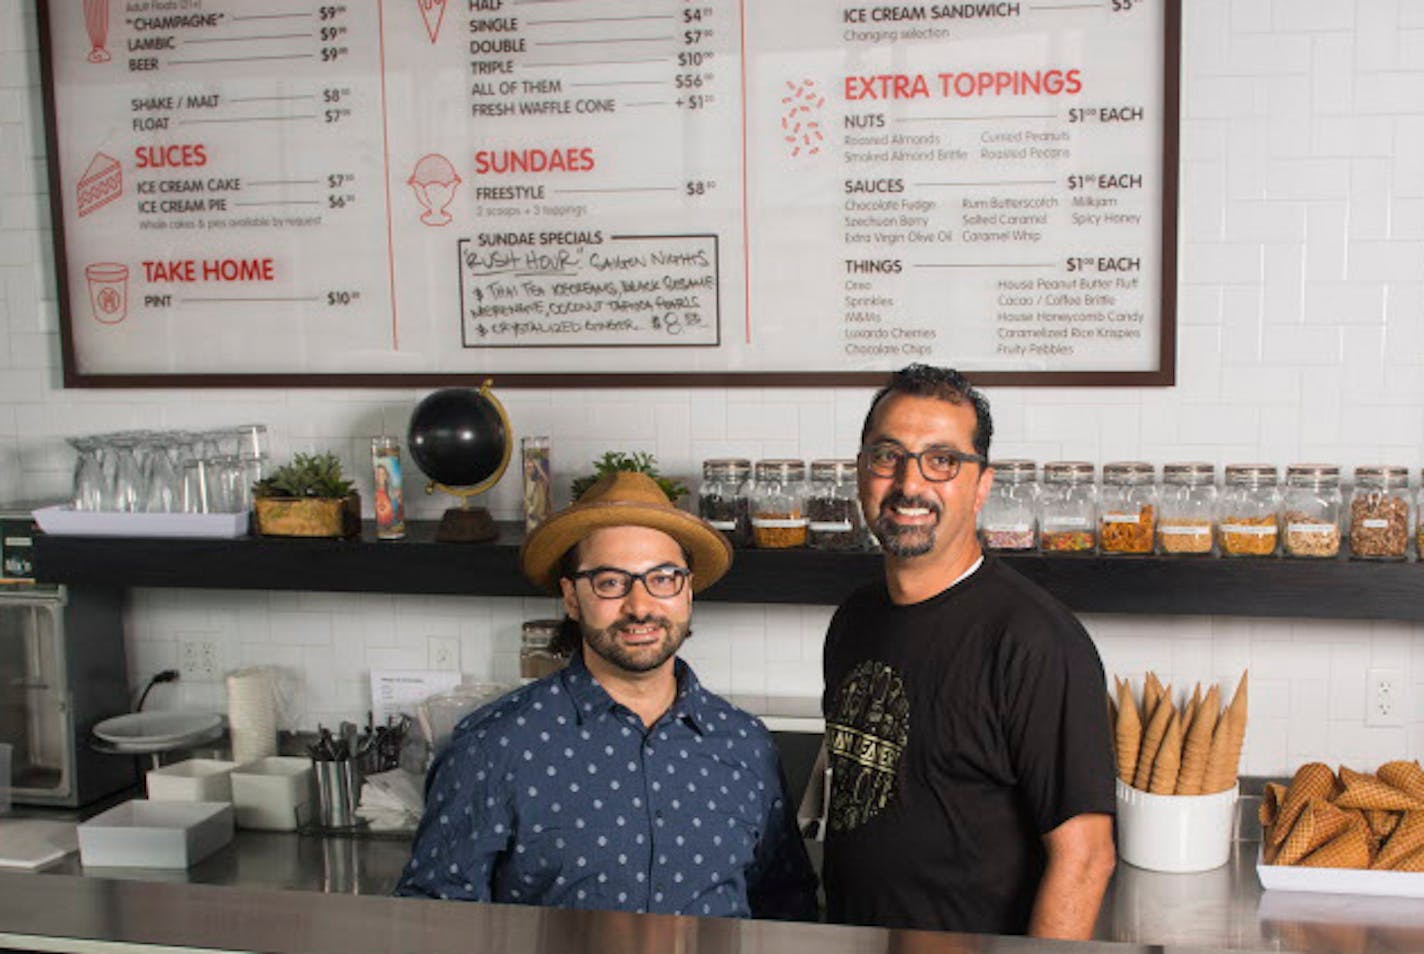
[860,364,993,460]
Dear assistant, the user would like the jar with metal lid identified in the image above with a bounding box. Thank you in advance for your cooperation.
[979,459,1038,551]
[520,619,568,681]
[807,459,865,551]
[751,459,808,548]
[1348,465,1411,560]
[1099,462,1157,554]
[698,458,752,547]
[1039,461,1097,553]
[1218,464,1280,557]
[1157,462,1216,556]
[1281,464,1342,558]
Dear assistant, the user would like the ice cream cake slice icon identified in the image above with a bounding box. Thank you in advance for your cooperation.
[77,152,122,218]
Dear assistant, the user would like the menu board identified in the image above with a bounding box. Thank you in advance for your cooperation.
[38,0,1178,387]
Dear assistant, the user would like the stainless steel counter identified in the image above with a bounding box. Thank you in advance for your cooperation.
[4,830,1423,954]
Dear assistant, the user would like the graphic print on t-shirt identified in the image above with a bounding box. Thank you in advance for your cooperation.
[825,660,910,833]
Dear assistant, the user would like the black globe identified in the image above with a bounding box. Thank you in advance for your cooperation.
[407,387,510,488]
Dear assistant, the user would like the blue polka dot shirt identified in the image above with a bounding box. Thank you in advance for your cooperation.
[395,652,818,920]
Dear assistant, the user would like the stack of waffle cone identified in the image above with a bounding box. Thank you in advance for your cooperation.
[1263,762,1424,871]
[1109,669,1248,798]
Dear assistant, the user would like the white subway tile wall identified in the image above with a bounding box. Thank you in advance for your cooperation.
[3,0,1423,771]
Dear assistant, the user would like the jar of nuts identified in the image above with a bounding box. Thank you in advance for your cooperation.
[979,459,1039,551]
[807,459,866,551]
[1099,462,1157,555]
[1158,462,1217,555]
[1039,461,1097,554]
[751,459,808,548]
[1348,465,1411,560]
[1218,464,1280,557]
[698,458,753,547]
[1281,464,1342,559]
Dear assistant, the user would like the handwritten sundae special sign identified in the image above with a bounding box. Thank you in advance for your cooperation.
[38,0,1179,386]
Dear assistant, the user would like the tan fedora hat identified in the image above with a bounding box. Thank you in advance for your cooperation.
[519,471,733,595]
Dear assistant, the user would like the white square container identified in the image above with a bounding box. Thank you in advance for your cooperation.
[146,758,237,803]
[230,756,312,831]
[77,799,233,868]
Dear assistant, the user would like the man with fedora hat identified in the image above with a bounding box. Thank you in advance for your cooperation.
[396,472,817,920]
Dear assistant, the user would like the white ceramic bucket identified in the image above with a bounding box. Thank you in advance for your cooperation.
[1116,778,1238,873]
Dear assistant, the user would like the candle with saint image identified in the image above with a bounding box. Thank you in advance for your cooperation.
[521,437,551,531]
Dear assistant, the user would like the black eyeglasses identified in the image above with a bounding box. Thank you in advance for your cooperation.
[569,565,692,600]
[859,443,987,483]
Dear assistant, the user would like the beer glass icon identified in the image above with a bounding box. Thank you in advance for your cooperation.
[83,0,112,63]
[84,262,129,324]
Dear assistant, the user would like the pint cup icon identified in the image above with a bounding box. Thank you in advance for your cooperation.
[84,262,129,324]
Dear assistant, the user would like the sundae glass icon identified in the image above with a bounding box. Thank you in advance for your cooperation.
[83,0,112,63]
[408,154,461,226]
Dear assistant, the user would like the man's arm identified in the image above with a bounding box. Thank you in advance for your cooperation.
[1027,812,1115,939]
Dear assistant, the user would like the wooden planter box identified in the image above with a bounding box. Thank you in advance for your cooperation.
[252,495,361,539]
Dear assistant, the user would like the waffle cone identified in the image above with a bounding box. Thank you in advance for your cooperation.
[1271,762,1337,848]
[1149,709,1183,794]
[1180,683,1202,743]
[1378,761,1424,803]
[1202,672,1247,794]
[1391,844,1424,873]
[1259,782,1287,828]
[1143,671,1164,722]
[1335,766,1424,812]
[1366,810,1400,840]
[1176,684,1220,795]
[1372,811,1424,870]
[1276,799,1351,866]
[1133,692,1174,791]
[1114,679,1141,785]
[1299,823,1372,869]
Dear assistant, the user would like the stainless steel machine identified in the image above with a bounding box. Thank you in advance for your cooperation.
[1,509,136,806]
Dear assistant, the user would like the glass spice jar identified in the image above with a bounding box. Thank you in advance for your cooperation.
[751,459,808,548]
[807,459,865,551]
[1218,464,1280,557]
[1039,461,1097,554]
[979,459,1038,551]
[1099,462,1157,555]
[698,458,752,547]
[1157,462,1216,556]
[1348,465,1411,561]
[520,619,568,681]
[1281,464,1342,558]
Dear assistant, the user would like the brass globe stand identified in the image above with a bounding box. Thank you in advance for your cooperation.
[417,381,513,543]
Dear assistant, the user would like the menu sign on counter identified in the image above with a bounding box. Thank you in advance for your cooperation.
[38,0,1178,387]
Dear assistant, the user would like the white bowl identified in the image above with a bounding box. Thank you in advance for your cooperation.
[146,758,237,803]
[1116,778,1238,873]
[77,799,233,869]
[230,756,312,831]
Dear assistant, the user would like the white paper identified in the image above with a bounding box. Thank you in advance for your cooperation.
[369,670,461,727]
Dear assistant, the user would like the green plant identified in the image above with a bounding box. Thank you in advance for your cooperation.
[570,451,686,502]
[252,451,356,499]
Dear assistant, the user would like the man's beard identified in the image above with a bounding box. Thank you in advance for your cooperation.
[582,614,691,674]
[870,492,942,557]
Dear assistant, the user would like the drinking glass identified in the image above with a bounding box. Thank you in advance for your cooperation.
[182,459,211,514]
[235,425,269,462]
[68,437,105,511]
[109,434,143,513]
[205,456,243,513]
[142,436,181,514]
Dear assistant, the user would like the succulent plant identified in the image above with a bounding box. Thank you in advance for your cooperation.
[252,451,356,499]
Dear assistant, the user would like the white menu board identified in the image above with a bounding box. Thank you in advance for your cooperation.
[39,0,1178,386]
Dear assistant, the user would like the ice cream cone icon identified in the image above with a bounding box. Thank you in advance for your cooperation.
[408,154,461,226]
[417,0,448,44]
[83,0,112,63]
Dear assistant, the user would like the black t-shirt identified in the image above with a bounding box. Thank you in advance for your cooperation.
[820,556,1116,936]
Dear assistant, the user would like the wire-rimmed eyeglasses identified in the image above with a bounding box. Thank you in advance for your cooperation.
[568,565,692,600]
[858,443,987,483]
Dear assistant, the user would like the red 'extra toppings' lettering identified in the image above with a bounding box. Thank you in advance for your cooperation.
[472,147,596,175]
[134,144,208,168]
[842,69,1083,101]
[843,74,932,101]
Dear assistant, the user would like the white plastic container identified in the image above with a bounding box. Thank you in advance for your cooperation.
[146,758,237,803]
[230,756,312,831]
[1115,779,1238,873]
[77,799,233,868]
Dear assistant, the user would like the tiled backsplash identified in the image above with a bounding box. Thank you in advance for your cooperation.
[4,0,1424,771]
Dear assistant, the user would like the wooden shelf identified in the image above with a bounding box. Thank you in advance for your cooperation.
[32,521,1424,619]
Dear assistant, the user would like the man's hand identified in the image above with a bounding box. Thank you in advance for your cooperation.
[1027,812,1115,940]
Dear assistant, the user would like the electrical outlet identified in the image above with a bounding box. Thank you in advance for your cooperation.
[1366,668,1406,727]
[428,636,460,672]
[180,639,220,681]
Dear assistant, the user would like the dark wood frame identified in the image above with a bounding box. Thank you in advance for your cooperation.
[36,1,1180,389]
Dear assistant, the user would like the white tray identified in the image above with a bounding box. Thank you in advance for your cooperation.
[32,505,248,539]
[77,799,233,869]
[1257,846,1424,898]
